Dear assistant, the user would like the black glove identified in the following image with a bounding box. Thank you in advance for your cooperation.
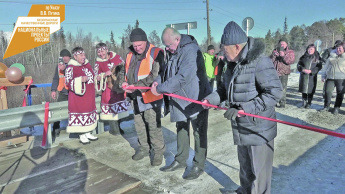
[224,108,239,121]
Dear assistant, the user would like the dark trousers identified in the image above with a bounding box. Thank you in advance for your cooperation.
[279,75,288,106]
[52,93,68,130]
[324,79,345,108]
[134,106,165,155]
[209,78,215,90]
[175,109,208,169]
[237,140,274,194]
[302,93,314,105]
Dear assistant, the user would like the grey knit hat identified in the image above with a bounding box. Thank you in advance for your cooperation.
[60,49,71,57]
[130,28,148,42]
[221,21,248,45]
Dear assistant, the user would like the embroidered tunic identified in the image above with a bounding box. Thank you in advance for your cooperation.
[94,51,129,120]
[65,59,98,133]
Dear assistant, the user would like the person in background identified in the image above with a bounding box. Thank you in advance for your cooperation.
[65,47,98,144]
[321,42,345,115]
[51,49,71,138]
[203,45,217,89]
[271,37,295,108]
[203,21,282,194]
[120,28,166,166]
[94,42,129,135]
[321,40,342,99]
[151,27,212,180]
[297,44,323,109]
[215,44,226,89]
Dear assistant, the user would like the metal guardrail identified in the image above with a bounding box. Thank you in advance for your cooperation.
[0,96,104,149]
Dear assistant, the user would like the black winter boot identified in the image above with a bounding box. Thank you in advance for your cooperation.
[333,107,340,115]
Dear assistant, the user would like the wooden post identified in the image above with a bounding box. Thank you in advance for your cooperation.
[0,76,32,142]
[0,88,11,138]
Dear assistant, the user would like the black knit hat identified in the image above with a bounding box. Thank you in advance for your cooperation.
[221,21,248,45]
[207,45,215,51]
[60,49,71,57]
[279,37,288,45]
[130,28,148,42]
[333,40,343,48]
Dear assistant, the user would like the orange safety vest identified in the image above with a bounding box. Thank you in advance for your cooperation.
[125,44,163,104]
[57,68,68,91]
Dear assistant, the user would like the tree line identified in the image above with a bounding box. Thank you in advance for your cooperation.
[0,18,344,108]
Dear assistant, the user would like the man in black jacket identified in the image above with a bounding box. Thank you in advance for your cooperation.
[151,27,212,180]
[51,49,71,137]
[203,21,282,194]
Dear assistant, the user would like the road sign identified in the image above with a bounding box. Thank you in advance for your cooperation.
[166,22,197,35]
[242,17,254,36]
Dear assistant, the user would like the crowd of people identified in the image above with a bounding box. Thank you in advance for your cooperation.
[50,20,345,193]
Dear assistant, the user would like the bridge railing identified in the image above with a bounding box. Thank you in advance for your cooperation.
[0,96,104,149]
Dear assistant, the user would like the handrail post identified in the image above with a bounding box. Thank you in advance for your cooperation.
[97,119,104,134]
[40,123,52,149]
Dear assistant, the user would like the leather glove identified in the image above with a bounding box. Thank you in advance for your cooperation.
[224,108,239,121]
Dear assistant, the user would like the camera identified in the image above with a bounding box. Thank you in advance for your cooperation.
[277,46,284,52]
[58,57,63,65]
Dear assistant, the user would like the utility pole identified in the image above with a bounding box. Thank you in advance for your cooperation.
[206,0,211,46]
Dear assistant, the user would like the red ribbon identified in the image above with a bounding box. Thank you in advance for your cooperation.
[41,102,50,147]
[125,86,345,139]
[22,79,33,107]
[0,86,7,90]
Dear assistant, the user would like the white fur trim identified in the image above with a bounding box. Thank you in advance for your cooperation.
[96,51,117,62]
[100,111,129,121]
[95,73,106,92]
[66,120,97,133]
[74,76,86,95]
[69,59,89,66]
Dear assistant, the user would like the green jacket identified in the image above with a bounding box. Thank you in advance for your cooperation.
[203,52,217,79]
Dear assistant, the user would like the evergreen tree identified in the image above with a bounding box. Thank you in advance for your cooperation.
[121,36,125,49]
[110,31,116,50]
[135,20,139,29]
[264,30,274,55]
[148,30,161,48]
[283,17,289,35]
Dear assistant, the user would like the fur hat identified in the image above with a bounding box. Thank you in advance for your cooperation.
[130,28,148,42]
[221,21,248,45]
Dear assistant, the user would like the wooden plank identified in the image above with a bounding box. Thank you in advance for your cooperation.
[1,159,141,194]
[0,76,32,87]
[0,134,29,147]
[0,89,8,110]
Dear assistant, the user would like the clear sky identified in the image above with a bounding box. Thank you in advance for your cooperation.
[0,0,344,45]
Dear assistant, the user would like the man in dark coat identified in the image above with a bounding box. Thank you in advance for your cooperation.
[151,27,212,180]
[51,49,71,137]
[203,21,282,194]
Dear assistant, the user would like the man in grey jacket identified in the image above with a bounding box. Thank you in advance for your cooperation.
[203,21,282,194]
[151,27,212,180]
[51,49,71,137]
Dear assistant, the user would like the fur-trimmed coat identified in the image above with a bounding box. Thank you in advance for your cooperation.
[205,37,283,146]
[94,51,129,120]
[65,59,98,133]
